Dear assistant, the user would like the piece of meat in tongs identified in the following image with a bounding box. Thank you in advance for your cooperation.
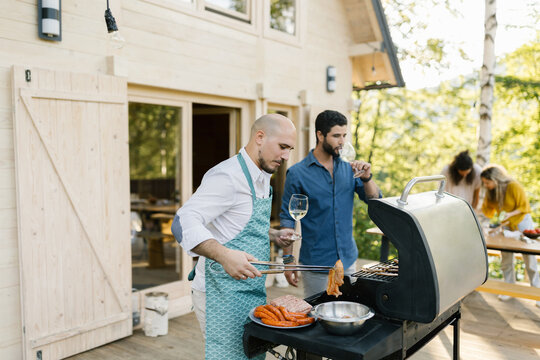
[326,259,344,297]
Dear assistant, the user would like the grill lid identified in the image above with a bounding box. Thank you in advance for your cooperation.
[367,175,488,322]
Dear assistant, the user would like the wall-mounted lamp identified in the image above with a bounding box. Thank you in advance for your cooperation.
[38,0,61,41]
[104,0,125,49]
[326,66,336,92]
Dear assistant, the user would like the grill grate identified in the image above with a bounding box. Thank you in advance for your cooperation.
[351,258,399,282]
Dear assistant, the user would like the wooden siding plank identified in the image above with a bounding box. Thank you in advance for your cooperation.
[39,68,66,339]
[0,265,19,289]
[70,70,98,332]
[0,108,12,129]
[0,286,22,352]
[0,187,15,209]
[0,128,13,150]
[124,0,258,44]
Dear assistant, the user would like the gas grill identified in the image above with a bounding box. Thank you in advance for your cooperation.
[244,176,488,359]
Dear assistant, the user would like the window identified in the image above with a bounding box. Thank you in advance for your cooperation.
[270,0,296,35]
[129,103,181,183]
[129,102,183,289]
[205,0,251,22]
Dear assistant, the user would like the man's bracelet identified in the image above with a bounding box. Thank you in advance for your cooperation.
[360,173,373,183]
[282,255,295,264]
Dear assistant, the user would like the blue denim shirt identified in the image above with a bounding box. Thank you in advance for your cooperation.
[279,151,380,270]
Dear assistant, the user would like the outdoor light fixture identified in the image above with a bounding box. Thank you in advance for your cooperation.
[104,0,125,49]
[38,0,61,41]
[326,66,336,92]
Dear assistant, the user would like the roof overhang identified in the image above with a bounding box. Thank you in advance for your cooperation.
[345,0,405,90]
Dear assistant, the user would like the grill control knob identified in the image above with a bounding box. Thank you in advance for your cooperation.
[382,294,389,302]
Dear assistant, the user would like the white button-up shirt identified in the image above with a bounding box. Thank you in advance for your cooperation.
[176,147,272,292]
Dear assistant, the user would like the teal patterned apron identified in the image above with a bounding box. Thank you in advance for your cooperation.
[205,153,271,360]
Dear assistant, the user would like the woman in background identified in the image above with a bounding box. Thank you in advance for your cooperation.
[441,150,482,208]
[480,164,539,307]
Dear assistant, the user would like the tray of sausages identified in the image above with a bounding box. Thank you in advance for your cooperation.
[249,304,316,329]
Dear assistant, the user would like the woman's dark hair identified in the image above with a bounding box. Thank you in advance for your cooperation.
[448,150,475,185]
[315,110,347,143]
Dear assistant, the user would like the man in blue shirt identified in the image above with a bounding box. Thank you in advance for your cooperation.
[280,110,382,297]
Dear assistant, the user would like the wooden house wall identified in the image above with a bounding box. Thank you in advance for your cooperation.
[0,0,357,358]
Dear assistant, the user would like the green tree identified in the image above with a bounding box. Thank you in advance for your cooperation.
[129,103,180,180]
[270,0,296,34]
[351,78,479,260]
[350,40,540,261]
[490,40,540,217]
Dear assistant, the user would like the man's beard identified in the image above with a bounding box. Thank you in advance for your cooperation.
[322,139,340,158]
[258,151,280,173]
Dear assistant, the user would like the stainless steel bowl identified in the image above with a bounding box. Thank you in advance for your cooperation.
[312,301,374,335]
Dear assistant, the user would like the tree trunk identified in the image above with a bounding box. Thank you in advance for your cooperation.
[477,0,497,167]
[367,96,382,165]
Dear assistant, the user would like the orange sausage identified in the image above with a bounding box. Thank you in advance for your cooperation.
[255,307,278,321]
[254,311,275,321]
[265,305,286,321]
[278,306,296,322]
[288,312,309,318]
[261,318,299,327]
[295,317,315,325]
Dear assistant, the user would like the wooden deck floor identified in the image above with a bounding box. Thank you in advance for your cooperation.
[69,278,540,360]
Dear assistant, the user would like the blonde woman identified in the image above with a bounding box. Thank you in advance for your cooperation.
[480,164,539,307]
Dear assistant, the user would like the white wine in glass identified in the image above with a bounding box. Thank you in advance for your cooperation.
[289,194,308,241]
[339,142,356,162]
[339,142,364,178]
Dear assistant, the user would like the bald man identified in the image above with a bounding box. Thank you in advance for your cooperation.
[172,114,296,360]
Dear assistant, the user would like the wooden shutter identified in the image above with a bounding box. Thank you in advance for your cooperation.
[12,66,132,359]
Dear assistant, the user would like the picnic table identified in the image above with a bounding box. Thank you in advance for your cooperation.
[132,201,179,268]
[366,227,540,301]
[484,232,540,255]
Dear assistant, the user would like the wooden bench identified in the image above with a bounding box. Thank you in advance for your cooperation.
[476,279,540,301]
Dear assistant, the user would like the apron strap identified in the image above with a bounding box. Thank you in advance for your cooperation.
[237,153,257,202]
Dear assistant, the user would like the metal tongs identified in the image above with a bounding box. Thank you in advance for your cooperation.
[249,261,334,274]
[208,260,334,276]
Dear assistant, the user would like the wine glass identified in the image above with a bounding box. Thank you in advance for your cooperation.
[339,142,356,162]
[288,194,308,241]
[339,142,364,178]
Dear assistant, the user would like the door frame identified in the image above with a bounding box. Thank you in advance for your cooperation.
[127,85,252,319]
[192,106,241,157]
[267,102,301,164]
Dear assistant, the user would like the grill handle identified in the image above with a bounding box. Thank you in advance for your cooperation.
[397,175,446,206]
